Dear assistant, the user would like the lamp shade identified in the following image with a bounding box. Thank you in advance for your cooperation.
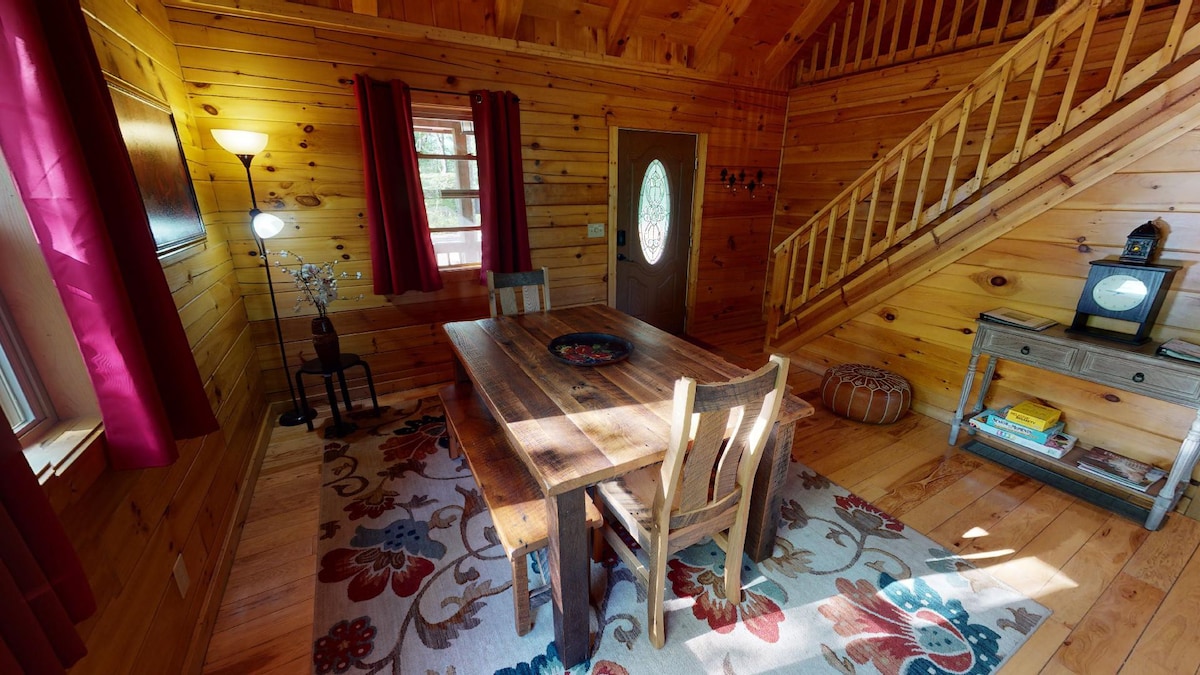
[252,210,285,239]
[212,129,269,156]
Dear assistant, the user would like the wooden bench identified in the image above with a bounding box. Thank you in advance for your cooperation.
[437,382,601,635]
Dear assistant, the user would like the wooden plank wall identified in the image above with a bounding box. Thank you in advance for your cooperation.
[162,3,789,399]
[51,1,269,673]
[778,25,1200,479]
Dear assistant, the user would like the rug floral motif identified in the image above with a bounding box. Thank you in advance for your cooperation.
[311,398,1049,674]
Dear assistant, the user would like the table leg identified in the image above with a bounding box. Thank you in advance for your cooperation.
[1147,410,1200,529]
[295,371,314,432]
[337,370,353,412]
[949,352,982,445]
[323,375,357,438]
[746,419,795,562]
[359,361,380,415]
[546,487,590,669]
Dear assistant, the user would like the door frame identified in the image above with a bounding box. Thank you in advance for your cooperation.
[606,127,708,333]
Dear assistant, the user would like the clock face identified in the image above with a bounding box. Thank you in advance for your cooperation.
[1091,274,1148,311]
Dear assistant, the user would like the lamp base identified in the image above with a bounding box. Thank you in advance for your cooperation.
[279,406,317,427]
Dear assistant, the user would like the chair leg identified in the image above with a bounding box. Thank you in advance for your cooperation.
[647,538,669,649]
[511,554,532,636]
[724,520,750,606]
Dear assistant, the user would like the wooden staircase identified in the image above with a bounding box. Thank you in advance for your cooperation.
[766,0,1200,351]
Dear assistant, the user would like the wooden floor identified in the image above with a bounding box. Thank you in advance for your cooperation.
[202,324,1200,674]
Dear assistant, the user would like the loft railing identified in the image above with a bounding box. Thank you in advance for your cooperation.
[767,0,1200,342]
[797,0,1060,82]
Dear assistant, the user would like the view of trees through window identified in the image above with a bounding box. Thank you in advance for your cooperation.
[0,293,45,437]
[414,116,481,268]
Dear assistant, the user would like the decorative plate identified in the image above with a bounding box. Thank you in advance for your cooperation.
[547,332,633,366]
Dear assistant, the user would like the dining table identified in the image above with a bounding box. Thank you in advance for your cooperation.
[442,303,813,668]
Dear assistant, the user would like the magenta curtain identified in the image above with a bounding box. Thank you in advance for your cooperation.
[0,414,95,673]
[471,90,531,282]
[0,0,218,468]
[355,75,443,294]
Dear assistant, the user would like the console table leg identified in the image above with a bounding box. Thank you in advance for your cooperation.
[949,352,982,446]
[1147,410,1200,530]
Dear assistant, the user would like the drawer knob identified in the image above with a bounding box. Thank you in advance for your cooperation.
[1020,346,1031,355]
[1133,372,1145,383]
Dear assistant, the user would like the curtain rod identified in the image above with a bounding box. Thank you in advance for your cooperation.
[409,86,469,97]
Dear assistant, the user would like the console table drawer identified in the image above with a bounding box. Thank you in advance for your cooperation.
[1079,353,1200,401]
[979,330,1078,370]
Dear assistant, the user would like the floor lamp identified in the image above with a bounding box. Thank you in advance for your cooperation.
[212,129,315,427]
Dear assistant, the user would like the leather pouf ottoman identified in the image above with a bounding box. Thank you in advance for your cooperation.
[820,363,911,424]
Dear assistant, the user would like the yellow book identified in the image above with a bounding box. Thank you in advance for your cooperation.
[1005,400,1061,431]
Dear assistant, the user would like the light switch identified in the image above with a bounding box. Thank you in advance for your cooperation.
[587,223,605,238]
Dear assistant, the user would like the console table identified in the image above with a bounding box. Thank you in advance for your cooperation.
[949,319,1200,530]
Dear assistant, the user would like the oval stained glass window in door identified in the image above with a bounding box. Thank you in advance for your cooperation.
[637,159,670,264]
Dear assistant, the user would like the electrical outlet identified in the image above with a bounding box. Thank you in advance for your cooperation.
[173,554,190,598]
[587,222,605,238]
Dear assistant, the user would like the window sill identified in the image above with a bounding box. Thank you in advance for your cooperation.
[23,416,106,509]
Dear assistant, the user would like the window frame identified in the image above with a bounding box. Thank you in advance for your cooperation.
[0,291,52,440]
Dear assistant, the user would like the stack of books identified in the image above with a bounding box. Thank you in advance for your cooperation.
[1076,447,1166,492]
[968,401,1077,459]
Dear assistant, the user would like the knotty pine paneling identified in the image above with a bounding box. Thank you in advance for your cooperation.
[788,123,1200,480]
[55,1,269,674]
[163,4,788,393]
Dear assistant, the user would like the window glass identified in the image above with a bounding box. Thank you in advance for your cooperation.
[414,118,481,268]
[638,159,670,265]
[0,296,46,436]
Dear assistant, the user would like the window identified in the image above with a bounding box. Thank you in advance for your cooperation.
[638,159,670,265]
[0,146,94,453]
[0,298,49,438]
[413,109,481,268]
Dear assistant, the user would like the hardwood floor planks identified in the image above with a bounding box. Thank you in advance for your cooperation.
[1035,516,1149,627]
[1047,573,1163,675]
[1122,544,1200,674]
[202,325,1200,674]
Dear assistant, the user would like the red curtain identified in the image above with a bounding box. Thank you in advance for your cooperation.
[354,75,444,294]
[0,415,95,673]
[0,0,217,469]
[471,90,532,282]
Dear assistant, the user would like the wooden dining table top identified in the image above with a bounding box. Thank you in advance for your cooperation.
[443,303,813,497]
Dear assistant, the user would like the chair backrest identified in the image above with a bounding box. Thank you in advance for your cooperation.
[486,267,551,318]
[655,354,789,550]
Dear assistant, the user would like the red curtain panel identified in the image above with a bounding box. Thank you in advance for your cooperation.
[354,75,444,294]
[0,417,95,673]
[0,0,217,469]
[471,90,532,281]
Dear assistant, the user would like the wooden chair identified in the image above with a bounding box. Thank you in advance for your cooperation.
[486,267,550,317]
[592,354,790,648]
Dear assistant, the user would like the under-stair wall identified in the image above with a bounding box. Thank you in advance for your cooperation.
[774,8,1200,480]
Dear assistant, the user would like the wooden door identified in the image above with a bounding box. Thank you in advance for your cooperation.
[615,130,696,334]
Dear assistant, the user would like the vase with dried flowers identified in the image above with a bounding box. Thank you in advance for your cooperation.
[274,252,363,370]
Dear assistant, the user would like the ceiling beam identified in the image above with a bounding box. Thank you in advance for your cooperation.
[494,0,524,39]
[762,0,843,79]
[606,0,640,57]
[692,0,755,70]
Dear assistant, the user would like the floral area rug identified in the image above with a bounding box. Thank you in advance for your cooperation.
[311,397,1049,674]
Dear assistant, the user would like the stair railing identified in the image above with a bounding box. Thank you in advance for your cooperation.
[767,0,1200,341]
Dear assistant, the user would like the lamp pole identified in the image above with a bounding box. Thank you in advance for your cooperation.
[213,130,314,427]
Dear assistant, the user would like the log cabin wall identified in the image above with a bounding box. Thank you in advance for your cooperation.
[777,14,1200,479]
[160,3,789,402]
[53,1,269,673]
